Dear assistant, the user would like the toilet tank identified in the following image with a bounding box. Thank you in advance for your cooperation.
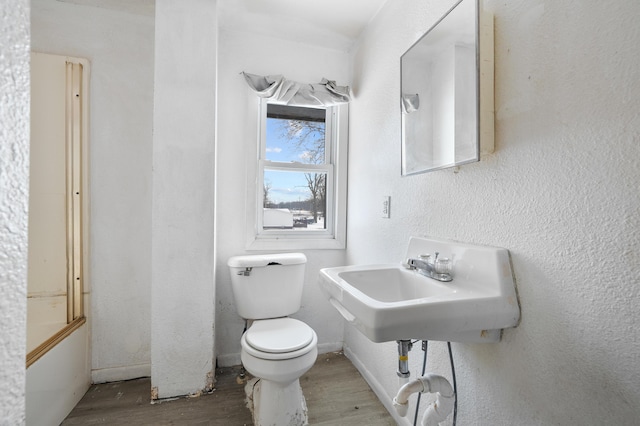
[227,253,307,320]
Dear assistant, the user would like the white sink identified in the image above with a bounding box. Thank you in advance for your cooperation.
[318,236,520,343]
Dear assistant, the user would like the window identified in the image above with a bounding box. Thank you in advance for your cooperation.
[247,99,348,250]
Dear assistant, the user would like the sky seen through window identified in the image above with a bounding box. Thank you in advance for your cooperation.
[265,117,325,204]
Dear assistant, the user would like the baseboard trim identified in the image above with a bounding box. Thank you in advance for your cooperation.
[317,341,343,355]
[217,353,241,368]
[91,363,151,384]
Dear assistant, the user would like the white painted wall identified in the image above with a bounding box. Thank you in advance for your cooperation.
[11,1,639,421]
[31,0,154,383]
[150,0,217,399]
[214,27,348,366]
[346,0,640,424]
[0,1,29,424]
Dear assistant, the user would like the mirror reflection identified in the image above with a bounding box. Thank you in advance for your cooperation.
[401,0,479,175]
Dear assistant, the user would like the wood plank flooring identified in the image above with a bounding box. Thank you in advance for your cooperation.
[62,351,396,425]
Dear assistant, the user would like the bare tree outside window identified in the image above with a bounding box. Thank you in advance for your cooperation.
[263,104,329,231]
[254,100,346,247]
[263,179,273,208]
[277,119,326,226]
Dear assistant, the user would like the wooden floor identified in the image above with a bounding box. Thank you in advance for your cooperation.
[62,351,396,425]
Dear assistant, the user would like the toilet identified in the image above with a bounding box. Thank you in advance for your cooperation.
[228,253,318,426]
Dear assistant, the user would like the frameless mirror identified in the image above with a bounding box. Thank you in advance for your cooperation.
[401,0,493,175]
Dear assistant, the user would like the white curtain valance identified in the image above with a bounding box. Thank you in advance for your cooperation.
[242,72,351,107]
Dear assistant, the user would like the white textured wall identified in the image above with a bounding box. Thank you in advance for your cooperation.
[214,27,348,366]
[31,0,155,382]
[0,1,29,424]
[347,0,640,424]
[151,0,217,398]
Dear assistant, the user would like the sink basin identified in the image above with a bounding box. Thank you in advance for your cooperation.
[318,236,520,343]
[337,267,457,302]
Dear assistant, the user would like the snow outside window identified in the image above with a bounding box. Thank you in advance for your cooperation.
[247,99,348,250]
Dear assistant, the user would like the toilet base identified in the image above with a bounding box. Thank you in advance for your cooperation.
[245,377,309,426]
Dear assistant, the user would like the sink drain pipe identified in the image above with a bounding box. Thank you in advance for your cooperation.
[396,340,412,379]
[392,374,454,426]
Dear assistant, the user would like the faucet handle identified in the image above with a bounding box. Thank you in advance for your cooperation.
[419,253,434,266]
[434,257,452,275]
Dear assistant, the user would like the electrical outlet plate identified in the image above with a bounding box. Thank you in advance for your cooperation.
[382,196,391,218]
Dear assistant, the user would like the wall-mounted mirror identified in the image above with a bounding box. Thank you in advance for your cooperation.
[401,0,493,175]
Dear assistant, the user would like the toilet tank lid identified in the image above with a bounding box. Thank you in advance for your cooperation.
[227,253,307,268]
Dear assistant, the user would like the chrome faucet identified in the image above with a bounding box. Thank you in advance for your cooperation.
[405,252,453,282]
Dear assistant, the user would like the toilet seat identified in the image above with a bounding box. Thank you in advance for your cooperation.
[246,318,314,353]
[242,318,317,361]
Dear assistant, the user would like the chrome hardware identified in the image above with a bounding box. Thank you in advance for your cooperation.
[405,252,453,282]
[237,267,252,276]
[396,340,412,378]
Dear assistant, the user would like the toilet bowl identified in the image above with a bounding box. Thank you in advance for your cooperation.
[240,318,318,426]
[227,253,317,426]
[241,318,318,426]
[241,318,318,384]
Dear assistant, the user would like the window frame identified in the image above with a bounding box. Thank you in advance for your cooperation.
[246,98,348,250]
